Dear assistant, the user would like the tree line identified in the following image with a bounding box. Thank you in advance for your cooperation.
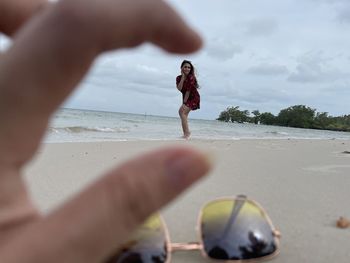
[217,105,350,132]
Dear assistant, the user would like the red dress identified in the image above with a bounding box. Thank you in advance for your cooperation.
[176,75,200,110]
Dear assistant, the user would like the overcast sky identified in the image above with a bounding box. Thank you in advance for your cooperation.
[3,0,350,120]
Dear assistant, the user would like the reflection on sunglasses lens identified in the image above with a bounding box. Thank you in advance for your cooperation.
[106,214,168,263]
[200,198,278,260]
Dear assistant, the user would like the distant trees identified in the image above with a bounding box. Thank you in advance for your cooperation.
[217,104,350,132]
[259,112,276,125]
[217,106,250,123]
[313,112,332,130]
[251,110,260,124]
[327,115,350,131]
[276,105,315,128]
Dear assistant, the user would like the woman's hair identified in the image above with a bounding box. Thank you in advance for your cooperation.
[181,60,199,88]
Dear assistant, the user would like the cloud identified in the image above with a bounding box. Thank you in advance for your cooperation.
[59,0,350,118]
[312,0,350,4]
[84,56,176,96]
[245,18,278,37]
[246,63,289,76]
[337,7,350,23]
[287,51,343,83]
[310,0,350,24]
[323,80,350,94]
[205,38,243,60]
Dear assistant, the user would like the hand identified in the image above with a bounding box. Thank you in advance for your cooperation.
[0,0,209,262]
[0,0,48,35]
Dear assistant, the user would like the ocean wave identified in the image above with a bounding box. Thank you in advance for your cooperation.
[265,131,289,136]
[49,126,129,133]
[122,119,142,124]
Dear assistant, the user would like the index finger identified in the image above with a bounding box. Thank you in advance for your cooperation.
[0,0,202,168]
[0,0,48,35]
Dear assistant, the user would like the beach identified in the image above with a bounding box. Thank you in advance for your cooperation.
[23,139,350,263]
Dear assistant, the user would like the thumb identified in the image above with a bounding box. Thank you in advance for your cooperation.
[3,146,211,263]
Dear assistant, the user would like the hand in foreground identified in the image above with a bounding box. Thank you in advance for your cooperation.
[0,0,210,262]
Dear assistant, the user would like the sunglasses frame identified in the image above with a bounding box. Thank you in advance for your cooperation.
[161,195,281,263]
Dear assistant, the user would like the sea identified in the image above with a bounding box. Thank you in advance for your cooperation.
[45,108,350,143]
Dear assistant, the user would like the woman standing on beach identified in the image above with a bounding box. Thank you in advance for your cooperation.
[176,60,200,139]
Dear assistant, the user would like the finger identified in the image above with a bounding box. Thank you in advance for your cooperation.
[0,0,202,168]
[0,173,40,232]
[57,0,202,53]
[1,146,212,263]
[0,0,48,35]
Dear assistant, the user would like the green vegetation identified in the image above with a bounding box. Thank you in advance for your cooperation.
[217,105,350,132]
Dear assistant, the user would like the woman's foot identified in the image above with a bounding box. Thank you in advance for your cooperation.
[182,132,191,139]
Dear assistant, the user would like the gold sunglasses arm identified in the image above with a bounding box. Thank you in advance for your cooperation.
[170,242,203,252]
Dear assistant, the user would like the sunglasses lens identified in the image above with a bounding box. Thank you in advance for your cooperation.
[107,214,168,263]
[200,198,278,260]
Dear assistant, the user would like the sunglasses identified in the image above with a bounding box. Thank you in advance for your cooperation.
[107,195,281,262]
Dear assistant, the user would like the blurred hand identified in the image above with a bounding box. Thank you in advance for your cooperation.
[0,0,210,262]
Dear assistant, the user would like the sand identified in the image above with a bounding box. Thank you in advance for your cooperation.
[24,139,350,263]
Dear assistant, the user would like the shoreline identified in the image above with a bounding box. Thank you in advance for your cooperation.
[24,139,350,262]
[43,137,350,144]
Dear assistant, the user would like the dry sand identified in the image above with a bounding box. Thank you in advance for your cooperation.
[24,139,350,263]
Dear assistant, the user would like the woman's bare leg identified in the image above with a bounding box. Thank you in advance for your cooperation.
[178,104,191,138]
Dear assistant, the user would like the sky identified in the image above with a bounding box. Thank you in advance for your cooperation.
[3,0,350,120]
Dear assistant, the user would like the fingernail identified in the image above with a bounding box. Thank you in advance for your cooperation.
[166,151,212,189]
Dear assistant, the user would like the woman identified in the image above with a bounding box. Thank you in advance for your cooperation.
[176,60,200,139]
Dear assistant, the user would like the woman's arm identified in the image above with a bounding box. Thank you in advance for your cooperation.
[183,91,190,104]
[176,74,185,91]
[183,74,196,102]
